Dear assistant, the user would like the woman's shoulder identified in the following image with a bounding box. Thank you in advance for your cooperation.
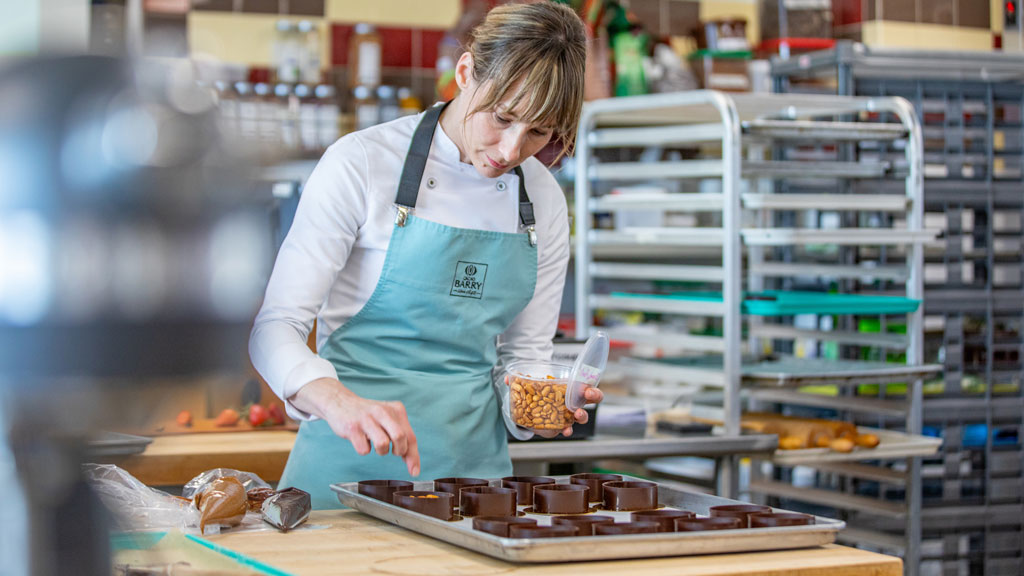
[519,157,567,214]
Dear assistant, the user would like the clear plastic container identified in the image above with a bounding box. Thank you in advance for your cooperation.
[506,361,575,432]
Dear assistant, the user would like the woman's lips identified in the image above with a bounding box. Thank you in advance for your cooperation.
[486,155,507,170]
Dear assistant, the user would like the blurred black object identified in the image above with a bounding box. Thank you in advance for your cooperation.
[0,55,268,576]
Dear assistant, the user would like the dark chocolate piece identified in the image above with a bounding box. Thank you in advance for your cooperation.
[709,504,771,528]
[246,487,276,512]
[675,516,742,531]
[433,477,489,501]
[392,490,455,520]
[532,484,590,514]
[569,473,622,503]
[601,481,658,511]
[551,514,615,536]
[501,476,555,506]
[357,479,414,504]
[459,486,517,517]
[631,509,695,532]
[749,512,814,528]
[472,515,537,537]
[594,521,660,535]
[261,487,311,532]
[508,524,579,538]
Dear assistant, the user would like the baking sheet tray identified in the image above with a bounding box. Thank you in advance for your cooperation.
[331,475,844,563]
[767,426,942,465]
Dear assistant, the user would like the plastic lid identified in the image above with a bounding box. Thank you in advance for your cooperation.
[565,331,609,411]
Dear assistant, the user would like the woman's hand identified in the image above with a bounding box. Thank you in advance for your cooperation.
[289,377,420,476]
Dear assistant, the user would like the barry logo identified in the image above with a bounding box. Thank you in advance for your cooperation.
[451,261,487,299]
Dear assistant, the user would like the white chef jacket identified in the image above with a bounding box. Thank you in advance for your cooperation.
[249,111,571,420]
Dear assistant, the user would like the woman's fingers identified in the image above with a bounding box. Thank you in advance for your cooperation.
[584,386,604,403]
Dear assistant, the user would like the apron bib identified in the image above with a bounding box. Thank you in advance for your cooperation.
[280,104,539,509]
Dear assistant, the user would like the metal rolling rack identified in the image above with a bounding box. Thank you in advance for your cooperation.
[772,43,1024,576]
[572,92,938,572]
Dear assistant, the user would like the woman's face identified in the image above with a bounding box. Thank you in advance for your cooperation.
[462,94,554,179]
[454,55,555,179]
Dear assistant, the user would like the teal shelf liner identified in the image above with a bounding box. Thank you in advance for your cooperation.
[608,290,921,316]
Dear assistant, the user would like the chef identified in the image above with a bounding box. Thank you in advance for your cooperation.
[249,2,603,508]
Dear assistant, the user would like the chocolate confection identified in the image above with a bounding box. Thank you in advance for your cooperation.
[601,481,658,511]
[749,512,814,528]
[569,473,622,503]
[709,504,771,528]
[472,516,537,537]
[433,477,489,501]
[195,477,247,533]
[459,486,516,517]
[675,516,743,532]
[631,509,695,532]
[594,521,660,535]
[501,476,554,506]
[357,479,414,504]
[261,487,312,532]
[392,490,455,520]
[532,484,590,514]
[552,515,615,536]
[508,524,578,538]
[246,487,276,512]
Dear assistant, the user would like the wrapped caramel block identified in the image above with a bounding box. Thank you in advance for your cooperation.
[195,477,247,533]
[262,487,311,532]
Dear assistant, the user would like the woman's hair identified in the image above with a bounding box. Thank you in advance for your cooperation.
[465,2,587,162]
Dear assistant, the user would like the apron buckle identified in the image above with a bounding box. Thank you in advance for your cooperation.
[395,205,411,227]
[527,226,537,247]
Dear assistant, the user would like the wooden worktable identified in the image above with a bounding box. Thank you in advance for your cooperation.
[100,430,776,486]
[101,431,296,486]
[207,509,902,575]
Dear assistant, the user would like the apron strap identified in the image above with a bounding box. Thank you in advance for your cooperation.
[513,166,535,228]
[395,103,445,211]
[394,102,536,230]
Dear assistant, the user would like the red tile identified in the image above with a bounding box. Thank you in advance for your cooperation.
[379,27,413,68]
[419,29,447,69]
[331,24,353,67]
[833,0,863,26]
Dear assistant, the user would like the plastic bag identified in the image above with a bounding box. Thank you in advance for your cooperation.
[83,463,200,533]
[181,468,271,500]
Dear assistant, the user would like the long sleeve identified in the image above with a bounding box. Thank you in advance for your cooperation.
[493,165,571,384]
[249,135,370,420]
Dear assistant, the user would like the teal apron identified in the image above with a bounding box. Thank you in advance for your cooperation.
[280,104,539,509]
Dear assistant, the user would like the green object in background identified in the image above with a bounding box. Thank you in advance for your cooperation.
[609,290,921,316]
[611,31,649,96]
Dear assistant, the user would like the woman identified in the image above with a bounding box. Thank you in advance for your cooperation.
[249,2,600,509]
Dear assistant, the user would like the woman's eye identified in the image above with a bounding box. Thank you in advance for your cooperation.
[531,128,551,137]
[494,114,512,125]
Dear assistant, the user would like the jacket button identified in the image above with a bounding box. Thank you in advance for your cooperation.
[496,181,507,191]
[426,177,437,189]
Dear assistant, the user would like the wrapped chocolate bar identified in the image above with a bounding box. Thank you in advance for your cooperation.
[262,487,311,532]
[194,477,247,533]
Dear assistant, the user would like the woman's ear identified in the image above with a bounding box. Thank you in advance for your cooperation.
[455,52,475,91]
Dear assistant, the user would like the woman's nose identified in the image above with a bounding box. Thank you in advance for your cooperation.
[498,128,528,163]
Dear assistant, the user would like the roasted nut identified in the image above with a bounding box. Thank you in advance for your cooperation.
[509,375,574,430]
